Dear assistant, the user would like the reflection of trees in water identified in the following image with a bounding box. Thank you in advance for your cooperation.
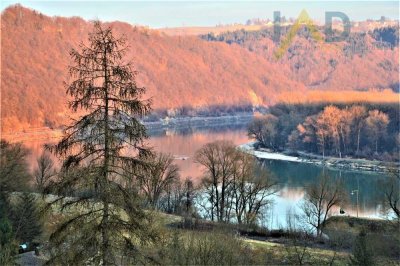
[148,123,248,137]
[259,159,388,213]
[21,124,248,161]
[278,186,305,201]
[18,140,58,171]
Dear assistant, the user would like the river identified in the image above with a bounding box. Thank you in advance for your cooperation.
[21,123,389,229]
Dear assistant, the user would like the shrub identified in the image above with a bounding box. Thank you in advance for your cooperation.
[162,230,258,265]
[349,230,375,266]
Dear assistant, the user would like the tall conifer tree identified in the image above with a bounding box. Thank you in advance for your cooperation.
[47,21,156,265]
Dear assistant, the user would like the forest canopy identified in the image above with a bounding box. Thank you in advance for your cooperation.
[248,102,399,161]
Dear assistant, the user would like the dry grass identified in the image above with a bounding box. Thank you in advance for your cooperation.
[276,89,399,104]
[245,238,351,265]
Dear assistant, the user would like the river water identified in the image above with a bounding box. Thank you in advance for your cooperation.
[22,124,389,229]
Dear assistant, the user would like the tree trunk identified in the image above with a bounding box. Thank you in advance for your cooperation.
[356,128,361,154]
[102,202,110,264]
[102,46,110,265]
[211,184,215,221]
[340,126,346,156]
[220,178,225,222]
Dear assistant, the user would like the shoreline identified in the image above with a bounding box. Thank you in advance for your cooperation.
[239,142,398,174]
[1,113,254,143]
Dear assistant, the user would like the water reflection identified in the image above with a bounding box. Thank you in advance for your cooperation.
[149,125,249,180]
[18,124,388,227]
[262,159,388,228]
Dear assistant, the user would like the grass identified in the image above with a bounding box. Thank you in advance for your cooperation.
[244,238,351,265]
[19,193,400,265]
[324,216,398,235]
[277,89,399,104]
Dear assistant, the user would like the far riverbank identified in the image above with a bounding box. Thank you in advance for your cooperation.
[1,113,254,143]
[239,142,398,174]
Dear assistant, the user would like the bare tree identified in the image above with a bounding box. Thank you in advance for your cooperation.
[162,178,184,214]
[338,108,353,155]
[231,152,277,225]
[349,105,367,155]
[195,140,236,222]
[301,174,347,237]
[34,152,56,192]
[365,110,389,153]
[247,117,267,146]
[158,177,196,216]
[138,153,180,208]
[296,115,319,154]
[316,106,342,158]
[247,114,279,149]
[195,142,220,221]
[182,177,195,216]
[382,168,400,221]
[196,142,277,225]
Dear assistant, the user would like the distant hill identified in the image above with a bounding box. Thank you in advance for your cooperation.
[1,5,398,133]
[1,5,306,133]
[200,25,399,91]
[159,24,266,36]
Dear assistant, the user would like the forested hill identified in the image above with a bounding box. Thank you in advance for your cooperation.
[1,5,305,132]
[1,5,399,133]
[201,26,399,91]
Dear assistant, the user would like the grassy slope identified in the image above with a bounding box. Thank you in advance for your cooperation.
[20,193,400,265]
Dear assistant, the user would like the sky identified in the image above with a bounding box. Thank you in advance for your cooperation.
[1,1,399,28]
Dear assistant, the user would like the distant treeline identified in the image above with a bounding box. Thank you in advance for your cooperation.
[248,102,399,161]
[143,104,258,122]
[371,26,399,46]
[201,26,399,48]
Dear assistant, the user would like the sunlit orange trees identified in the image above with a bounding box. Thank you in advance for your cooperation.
[250,103,398,160]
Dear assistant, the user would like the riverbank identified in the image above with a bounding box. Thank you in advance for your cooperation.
[144,113,253,134]
[1,113,254,142]
[239,142,398,174]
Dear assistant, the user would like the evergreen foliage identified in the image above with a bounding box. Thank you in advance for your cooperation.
[46,21,158,265]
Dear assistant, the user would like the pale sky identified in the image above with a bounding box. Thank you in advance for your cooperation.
[1,1,399,28]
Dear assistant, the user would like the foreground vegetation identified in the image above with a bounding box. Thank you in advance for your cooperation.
[2,188,399,265]
[2,136,399,265]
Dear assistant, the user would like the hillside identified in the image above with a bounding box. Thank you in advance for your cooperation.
[1,5,399,133]
[1,5,305,133]
[201,26,400,91]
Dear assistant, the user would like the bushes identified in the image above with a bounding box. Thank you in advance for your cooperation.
[0,217,17,265]
[161,230,258,265]
[325,216,400,261]
[349,230,376,265]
